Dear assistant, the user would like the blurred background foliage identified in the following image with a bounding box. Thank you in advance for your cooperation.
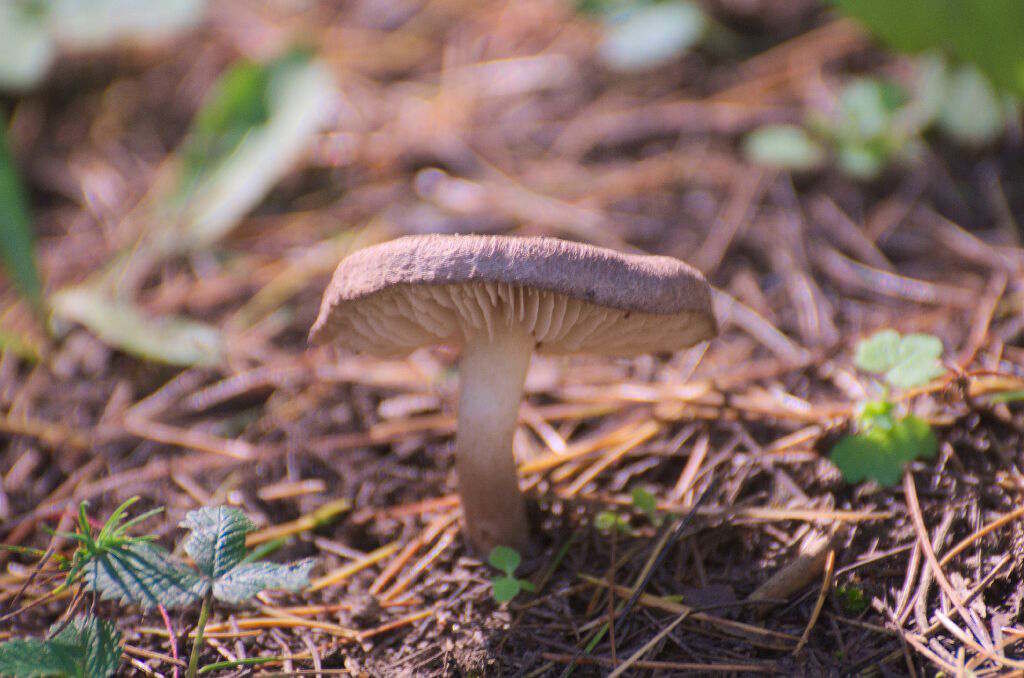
[0,0,1021,364]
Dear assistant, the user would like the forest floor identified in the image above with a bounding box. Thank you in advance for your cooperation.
[2,0,1024,675]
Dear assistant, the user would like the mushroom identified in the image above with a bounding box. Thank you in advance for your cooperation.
[309,234,716,553]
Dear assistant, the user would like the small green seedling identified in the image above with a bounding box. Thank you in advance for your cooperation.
[20,500,313,678]
[744,78,915,179]
[745,54,1014,178]
[630,487,664,527]
[179,506,314,677]
[0,614,122,678]
[594,486,664,534]
[834,584,869,615]
[577,0,708,73]
[54,497,202,609]
[854,329,945,389]
[830,330,944,486]
[594,510,632,534]
[488,546,535,603]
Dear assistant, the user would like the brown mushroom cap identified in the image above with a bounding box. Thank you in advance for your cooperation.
[310,234,716,356]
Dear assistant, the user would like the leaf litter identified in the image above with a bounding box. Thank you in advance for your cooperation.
[1,1,1024,675]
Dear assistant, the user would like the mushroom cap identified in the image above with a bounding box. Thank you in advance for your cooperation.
[310,234,716,357]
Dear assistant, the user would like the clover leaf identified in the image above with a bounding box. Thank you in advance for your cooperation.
[487,546,535,603]
[855,330,945,389]
[830,413,937,486]
[630,487,664,526]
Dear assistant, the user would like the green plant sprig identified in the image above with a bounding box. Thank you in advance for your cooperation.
[488,546,535,603]
[830,330,945,486]
[594,486,666,534]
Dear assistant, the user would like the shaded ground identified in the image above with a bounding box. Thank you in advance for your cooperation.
[3,0,1024,675]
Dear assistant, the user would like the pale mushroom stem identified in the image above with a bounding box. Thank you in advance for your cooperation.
[455,324,533,554]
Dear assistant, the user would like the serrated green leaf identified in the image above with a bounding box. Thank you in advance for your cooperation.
[179,505,318,605]
[0,111,42,309]
[50,286,224,367]
[490,576,522,603]
[743,125,826,171]
[0,615,123,677]
[212,558,314,604]
[181,506,253,580]
[81,541,203,609]
[488,545,521,576]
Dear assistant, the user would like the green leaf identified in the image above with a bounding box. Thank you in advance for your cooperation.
[594,511,630,533]
[855,329,901,373]
[178,504,315,604]
[834,0,1024,97]
[989,389,1024,403]
[58,498,202,610]
[490,576,522,603]
[830,430,902,486]
[889,413,938,460]
[854,330,945,388]
[488,545,522,576]
[630,487,657,515]
[938,64,1005,146]
[212,559,313,604]
[0,615,123,677]
[857,400,896,430]
[0,322,42,361]
[743,125,826,171]
[887,334,945,388]
[835,584,869,614]
[836,142,887,179]
[177,60,273,198]
[81,541,203,609]
[830,413,937,486]
[181,506,253,580]
[0,111,42,308]
[50,286,224,367]
[162,49,334,252]
[838,79,904,141]
[598,0,706,73]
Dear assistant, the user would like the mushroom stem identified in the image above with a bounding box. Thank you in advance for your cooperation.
[455,325,533,554]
